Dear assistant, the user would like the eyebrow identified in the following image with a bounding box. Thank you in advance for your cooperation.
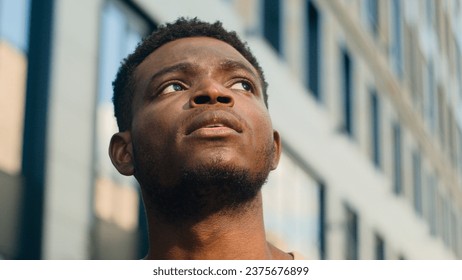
[148,62,199,84]
[218,60,260,81]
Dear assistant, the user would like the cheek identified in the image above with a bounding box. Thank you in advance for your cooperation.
[134,102,170,131]
[132,110,165,148]
[131,105,185,160]
[246,109,274,144]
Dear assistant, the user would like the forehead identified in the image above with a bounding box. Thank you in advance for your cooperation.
[134,37,259,81]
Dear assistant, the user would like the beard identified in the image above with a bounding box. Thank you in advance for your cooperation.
[134,145,275,225]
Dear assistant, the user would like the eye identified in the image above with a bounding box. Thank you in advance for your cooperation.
[230,81,253,92]
[160,83,185,95]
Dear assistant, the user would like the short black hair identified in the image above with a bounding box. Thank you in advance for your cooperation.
[112,17,268,132]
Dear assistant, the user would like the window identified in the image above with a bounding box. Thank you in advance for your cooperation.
[450,208,457,254]
[425,0,435,28]
[458,210,462,258]
[370,88,381,168]
[459,127,462,179]
[415,50,425,116]
[428,174,437,236]
[442,196,450,247]
[435,191,444,239]
[457,45,462,96]
[305,0,321,100]
[437,88,446,148]
[390,0,403,79]
[412,150,422,215]
[263,0,281,54]
[374,233,385,260]
[263,152,324,259]
[365,0,379,37]
[424,61,437,134]
[405,25,419,105]
[93,0,154,259]
[342,48,354,136]
[448,110,456,167]
[319,183,326,259]
[392,122,402,195]
[345,205,359,259]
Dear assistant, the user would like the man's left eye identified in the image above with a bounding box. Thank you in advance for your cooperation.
[230,81,252,92]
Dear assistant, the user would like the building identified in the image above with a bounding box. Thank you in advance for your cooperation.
[0,0,461,260]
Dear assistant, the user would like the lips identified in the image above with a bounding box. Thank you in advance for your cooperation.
[185,110,243,135]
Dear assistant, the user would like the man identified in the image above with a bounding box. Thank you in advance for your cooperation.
[109,18,292,259]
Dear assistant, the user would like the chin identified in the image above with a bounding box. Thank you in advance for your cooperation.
[185,149,249,170]
[146,158,268,224]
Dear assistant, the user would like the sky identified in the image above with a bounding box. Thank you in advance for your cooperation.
[0,0,30,52]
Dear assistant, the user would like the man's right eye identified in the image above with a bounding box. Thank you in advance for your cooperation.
[160,83,185,95]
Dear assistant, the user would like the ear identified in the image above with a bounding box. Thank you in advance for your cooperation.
[109,131,134,176]
[271,130,282,170]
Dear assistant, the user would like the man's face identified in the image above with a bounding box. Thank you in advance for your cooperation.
[117,37,281,221]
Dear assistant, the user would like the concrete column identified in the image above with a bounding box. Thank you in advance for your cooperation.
[42,0,102,259]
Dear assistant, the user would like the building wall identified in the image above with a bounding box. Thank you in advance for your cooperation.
[42,0,102,259]
[235,0,462,259]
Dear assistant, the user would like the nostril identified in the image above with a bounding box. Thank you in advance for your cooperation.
[194,95,211,104]
[217,96,231,104]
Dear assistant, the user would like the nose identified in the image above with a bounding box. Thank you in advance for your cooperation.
[189,80,234,107]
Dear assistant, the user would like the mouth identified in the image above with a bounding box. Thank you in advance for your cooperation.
[185,110,243,136]
[205,124,225,128]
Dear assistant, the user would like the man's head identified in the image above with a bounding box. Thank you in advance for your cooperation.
[113,17,269,132]
[109,18,281,224]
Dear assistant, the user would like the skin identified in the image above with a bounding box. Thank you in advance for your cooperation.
[109,37,290,259]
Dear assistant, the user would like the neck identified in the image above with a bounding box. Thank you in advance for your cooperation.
[143,192,290,260]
